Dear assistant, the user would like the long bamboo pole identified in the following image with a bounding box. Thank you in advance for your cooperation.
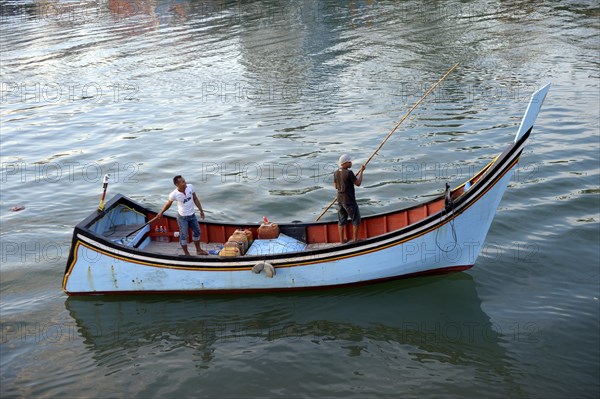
[315,63,459,221]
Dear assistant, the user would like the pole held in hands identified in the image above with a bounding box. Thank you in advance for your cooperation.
[125,215,160,239]
[315,63,460,221]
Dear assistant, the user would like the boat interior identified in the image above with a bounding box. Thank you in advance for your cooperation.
[92,158,494,257]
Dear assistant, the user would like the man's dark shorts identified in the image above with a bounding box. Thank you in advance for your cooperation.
[337,202,361,226]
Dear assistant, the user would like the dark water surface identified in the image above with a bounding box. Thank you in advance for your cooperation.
[1,1,599,398]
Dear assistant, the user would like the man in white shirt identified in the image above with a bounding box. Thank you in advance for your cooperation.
[157,175,208,255]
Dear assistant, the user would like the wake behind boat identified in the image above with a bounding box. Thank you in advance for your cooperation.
[62,84,550,295]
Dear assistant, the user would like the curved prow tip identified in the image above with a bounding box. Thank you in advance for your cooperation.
[514,83,551,143]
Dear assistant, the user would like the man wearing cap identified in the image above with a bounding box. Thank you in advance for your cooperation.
[334,154,366,243]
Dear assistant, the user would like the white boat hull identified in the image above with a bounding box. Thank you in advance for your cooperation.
[64,167,515,294]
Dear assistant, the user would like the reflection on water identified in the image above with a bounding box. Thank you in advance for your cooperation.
[66,274,519,394]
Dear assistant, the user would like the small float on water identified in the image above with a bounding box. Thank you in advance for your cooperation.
[62,84,550,295]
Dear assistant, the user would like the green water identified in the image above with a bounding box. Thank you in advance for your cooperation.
[1,1,598,397]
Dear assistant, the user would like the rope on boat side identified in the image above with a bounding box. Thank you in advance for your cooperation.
[436,183,458,253]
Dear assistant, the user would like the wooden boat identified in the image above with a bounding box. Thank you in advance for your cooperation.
[62,84,550,295]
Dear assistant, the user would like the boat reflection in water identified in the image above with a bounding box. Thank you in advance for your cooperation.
[66,274,516,390]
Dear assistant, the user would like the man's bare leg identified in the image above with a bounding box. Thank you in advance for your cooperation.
[193,240,208,255]
[338,225,347,243]
[351,224,360,242]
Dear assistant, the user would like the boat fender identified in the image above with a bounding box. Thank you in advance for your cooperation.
[263,262,276,278]
[252,262,265,274]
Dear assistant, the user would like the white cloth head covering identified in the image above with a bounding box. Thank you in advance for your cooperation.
[338,154,352,166]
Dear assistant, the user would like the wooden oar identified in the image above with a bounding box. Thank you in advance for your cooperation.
[125,215,159,238]
[315,63,460,222]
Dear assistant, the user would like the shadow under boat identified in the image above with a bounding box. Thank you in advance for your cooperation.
[66,273,513,369]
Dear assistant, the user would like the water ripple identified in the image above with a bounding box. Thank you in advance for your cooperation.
[1,1,599,397]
